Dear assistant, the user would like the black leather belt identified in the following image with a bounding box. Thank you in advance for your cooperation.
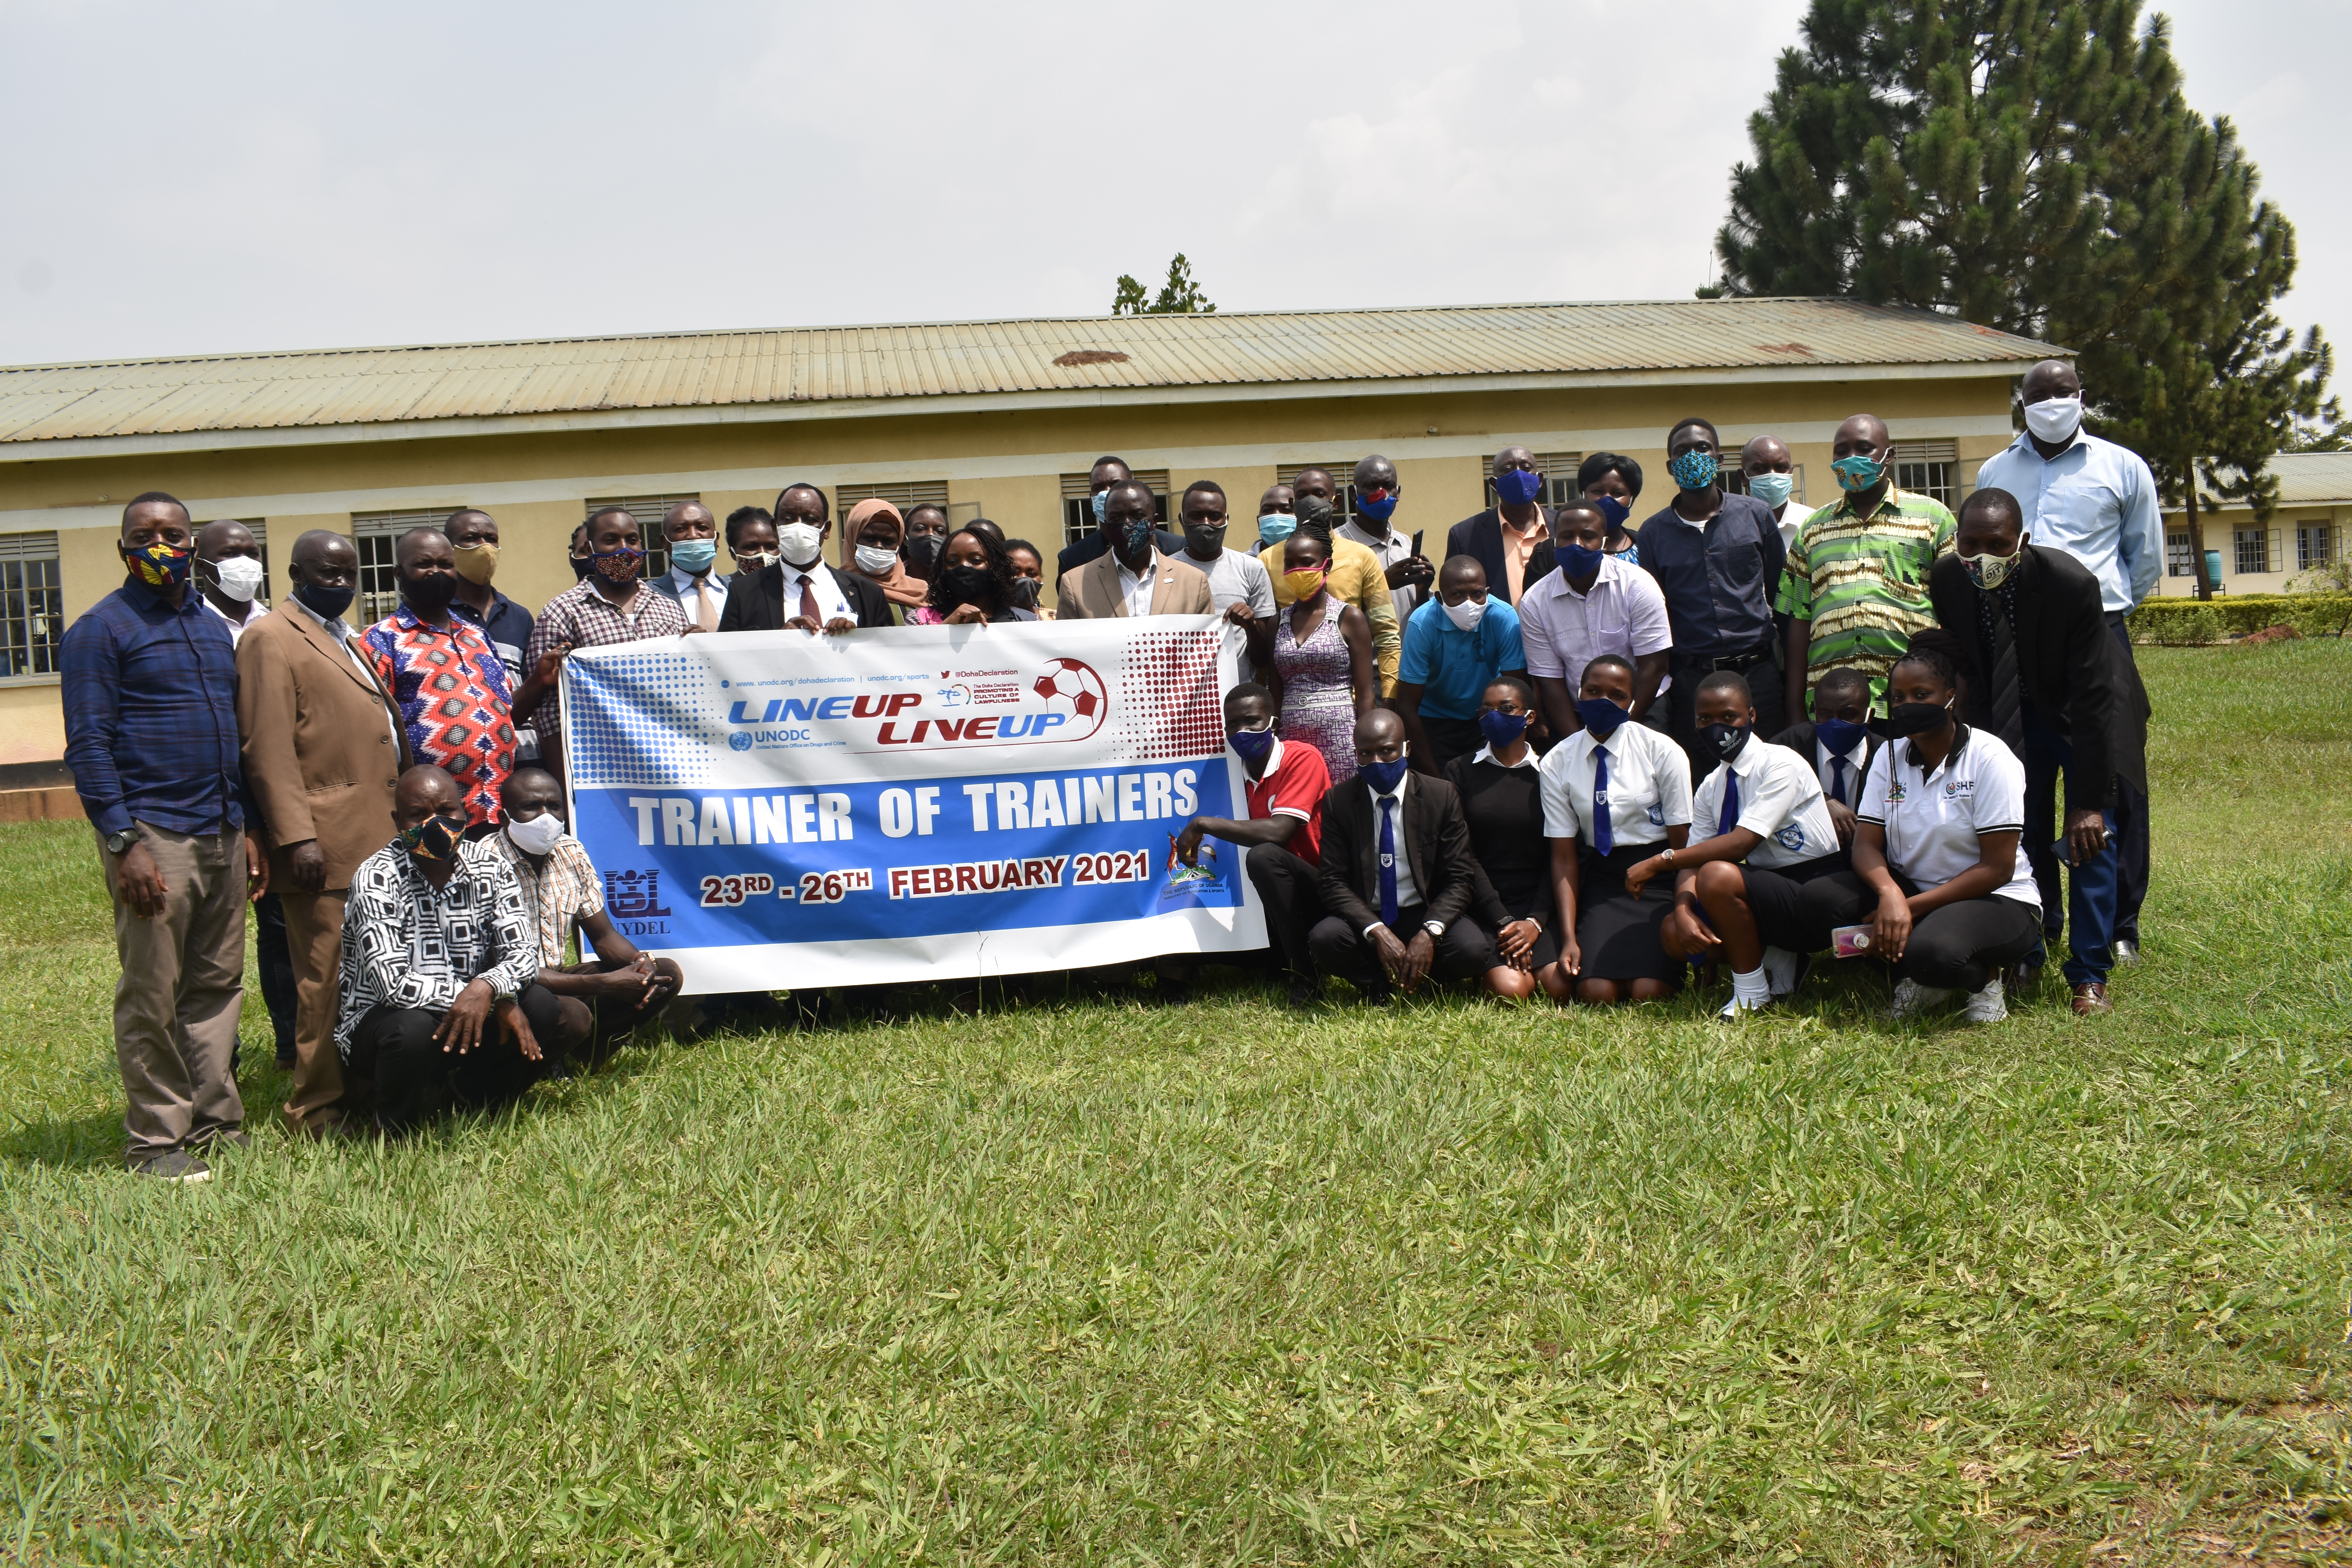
[1691,645,1776,672]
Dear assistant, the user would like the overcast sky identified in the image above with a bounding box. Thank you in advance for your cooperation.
[2,0,2339,384]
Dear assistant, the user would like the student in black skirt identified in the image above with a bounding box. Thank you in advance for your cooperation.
[1533,654,1694,1004]
[1443,675,1551,1000]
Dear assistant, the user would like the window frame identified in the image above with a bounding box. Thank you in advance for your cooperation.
[0,531,63,686]
[584,494,703,584]
[1058,469,1171,551]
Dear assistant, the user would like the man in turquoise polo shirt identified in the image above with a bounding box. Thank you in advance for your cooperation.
[1394,556,1527,774]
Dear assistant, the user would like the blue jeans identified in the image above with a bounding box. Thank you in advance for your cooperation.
[2020,707,2121,986]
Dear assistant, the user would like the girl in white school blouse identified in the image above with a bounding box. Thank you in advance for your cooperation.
[1793,644,2044,1023]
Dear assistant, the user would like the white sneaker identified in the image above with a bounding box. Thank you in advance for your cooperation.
[1716,991,1773,1021]
[1885,978,1955,1020]
[1761,946,1807,997]
[1962,977,2009,1024]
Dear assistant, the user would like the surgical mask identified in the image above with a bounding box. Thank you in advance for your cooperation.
[1494,468,1544,507]
[1358,753,1410,794]
[399,568,459,614]
[1185,523,1227,556]
[294,579,354,620]
[121,539,192,590]
[1746,472,1794,510]
[1559,541,1605,577]
[1478,709,1528,750]
[736,548,780,572]
[1813,716,1869,756]
[1887,698,1953,737]
[854,543,900,576]
[504,812,566,856]
[1831,452,1886,491]
[1356,486,1398,522]
[1283,567,1328,599]
[938,565,994,608]
[1576,697,1631,739]
[1228,723,1276,766]
[1668,448,1719,492]
[205,555,264,602]
[669,538,718,575]
[1441,596,1488,632]
[1700,720,1751,762]
[2023,394,2084,443]
[777,523,824,568]
[592,544,646,585]
[398,811,465,863]
[1593,494,1632,530]
[451,541,500,585]
[1962,543,2024,590]
[1092,488,1109,525]
[1258,514,1298,546]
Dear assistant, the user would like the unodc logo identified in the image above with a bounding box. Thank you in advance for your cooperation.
[728,732,753,752]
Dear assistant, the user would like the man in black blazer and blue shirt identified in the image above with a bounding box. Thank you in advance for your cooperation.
[1308,708,1496,1002]
[715,484,897,633]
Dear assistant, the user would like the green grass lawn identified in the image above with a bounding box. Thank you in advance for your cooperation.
[3,642,2349,1565]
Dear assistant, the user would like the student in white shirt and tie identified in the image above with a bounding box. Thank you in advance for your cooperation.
[1535,654,1693,1005]
[1768,666,1882,850]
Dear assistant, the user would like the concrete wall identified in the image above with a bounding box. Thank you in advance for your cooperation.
[0,370,2020,760]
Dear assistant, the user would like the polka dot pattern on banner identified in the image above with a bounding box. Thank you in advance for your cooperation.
[1117,630,1225,761]
[566,651,714,788]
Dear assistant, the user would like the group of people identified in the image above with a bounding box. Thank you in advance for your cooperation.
[61,356,2163,1181]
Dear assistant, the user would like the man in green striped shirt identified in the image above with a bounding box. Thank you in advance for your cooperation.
[1777,413,1957,717]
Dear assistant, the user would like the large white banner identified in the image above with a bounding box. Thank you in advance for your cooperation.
[559,617,1265,993]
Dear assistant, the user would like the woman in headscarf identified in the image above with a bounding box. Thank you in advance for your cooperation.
[907,528,1038,626]
[839,498,929,618]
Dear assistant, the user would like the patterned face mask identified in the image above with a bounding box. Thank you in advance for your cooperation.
[1668,448,1719,493]
[591,544,646,585]
[121,538,194,590]
[398,811,466,862]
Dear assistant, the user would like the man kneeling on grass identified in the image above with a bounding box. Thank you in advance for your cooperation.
[337,765,561,1134]
[489,767,684,1056]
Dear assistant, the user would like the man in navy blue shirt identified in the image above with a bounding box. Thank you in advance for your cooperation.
[445,508,539,760]
[63,492,269,1183]
[1638,417,1790,771]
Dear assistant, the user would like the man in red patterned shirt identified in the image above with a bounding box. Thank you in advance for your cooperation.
[362,527,519,829]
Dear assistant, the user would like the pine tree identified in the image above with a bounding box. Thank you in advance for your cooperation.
[1711,0,2334,601]
[1111,254,1216,316]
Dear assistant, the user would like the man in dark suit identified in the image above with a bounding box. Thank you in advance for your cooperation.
[1767,664,1883,855]
[1307,708,1497,1002]
[1930,486,2149,1016]
[715,484,896,632]
[1445,446,1557,606]
[1054,455,1185,577]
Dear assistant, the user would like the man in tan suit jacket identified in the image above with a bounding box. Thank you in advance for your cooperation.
[234,532,410,1134]
[1054,480,1214,619]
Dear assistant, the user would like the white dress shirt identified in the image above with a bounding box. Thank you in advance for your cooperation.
[779,561,853,623]
[1691,738,1840,870]
[666,565,730,629]
[1815,733,1871,805]
[1975,429,2164,613]
[1470,743,1537,769]
[1537,719,1692,848]
[1360,769,1435,935]
[202,593,270,647]
[1117,560,1156,619]
[1516,553,1675,684]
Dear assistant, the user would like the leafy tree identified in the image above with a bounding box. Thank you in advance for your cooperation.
[1111,254,1216,316]
[1709,0,2334,600]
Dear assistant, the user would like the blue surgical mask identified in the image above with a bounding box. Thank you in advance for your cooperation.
[1576,697,1631,739]
[1593,494,1632,530]
[1831,453,1886,491]
[1258,514,1297,546]
[1477,709,1528,750]
[1559,541,1605,577]
[1669,448,1719,492]
[1359,754,1411,794]
[1356,487,1398,522]
[1494,468,1544,507]
[669,538,717,574]
[1747,472,1794,510]
[1092,489,1109,524]
[1229,724,1276,766]
[1813,716,1869,755]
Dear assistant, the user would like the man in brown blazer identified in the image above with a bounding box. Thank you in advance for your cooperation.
[1054,480,1214,619]
[234,531,410,1134]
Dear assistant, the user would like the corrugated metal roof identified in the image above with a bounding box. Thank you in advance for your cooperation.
[0,298,2057,447]
[2268,452,2352,507]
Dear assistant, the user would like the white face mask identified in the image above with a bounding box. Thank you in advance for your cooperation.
[855,544,900,575]
[2023,393,2084,443]
[209,555,264,603]
[504,811,566,856]
[777,521,825,567]
[1441,596,1488,632]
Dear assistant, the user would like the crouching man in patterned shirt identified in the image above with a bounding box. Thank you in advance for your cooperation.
[336,765,560,1134]
[488,767,684,1061]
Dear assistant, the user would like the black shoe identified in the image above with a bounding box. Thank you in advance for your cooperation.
[1151,981,1193,1007]
[2112,938,2143,967]
[2005,959,2045,995]
[1353,981,1393,1007]
[1286,973,1321,1010]
[193,1128,251,1152]
[275,1046,297,1069]
[132,1149,212,1183]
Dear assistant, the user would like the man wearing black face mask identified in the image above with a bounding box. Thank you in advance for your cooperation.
[359,528,520,833]
[1172,480,1274,675]
[1055,481,1212,619]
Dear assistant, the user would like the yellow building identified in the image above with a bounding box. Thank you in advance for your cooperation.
[0,297,2055,773]
[2150,451,2352,596]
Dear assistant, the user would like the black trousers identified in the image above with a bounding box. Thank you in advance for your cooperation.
[1793,871,2042,993]
[1307,903,1497,993]
[1417,713,1486,771]
[2105,614,2150,942]
[1668,649,1787,777]
[253,890,297,1057]
[345,983,567,1134]
[1246,843,1326,975]
[1736,853,1847,953]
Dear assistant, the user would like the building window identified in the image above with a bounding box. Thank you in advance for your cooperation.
[1058,469,1170,550]
[837,480,950,521]
[1891,439,1959,505]
[2233,528,2269,577]
[2298,523,2336,570]
[2167,531,2194,577]
[208,517,273,602]
[1483,452,1586,510]
[584,494,701,584]
[0,532,63,682]
[350,510,460,625]
[1279,461,1365,532]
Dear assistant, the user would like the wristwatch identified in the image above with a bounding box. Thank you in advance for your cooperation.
[1658,847,1677,866]
[1422,920,1446,939]
[104,827,141,856]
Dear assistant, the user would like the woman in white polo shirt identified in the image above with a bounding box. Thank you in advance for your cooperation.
[1535,653,1693,1005]
[1793,643,2043,1023]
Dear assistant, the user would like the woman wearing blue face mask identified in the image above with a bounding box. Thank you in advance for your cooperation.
[1577,452,1645,567]
[1444,676,1552,1000]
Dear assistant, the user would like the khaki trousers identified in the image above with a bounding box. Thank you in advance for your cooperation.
[272,867,351,1132]
[99,822,247,1162]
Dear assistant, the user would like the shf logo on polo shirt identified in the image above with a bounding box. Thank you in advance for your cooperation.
[1944,779,1973,797]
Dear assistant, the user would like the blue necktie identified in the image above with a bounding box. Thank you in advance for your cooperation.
[1377,795,1399,926]
[1718,770,1741,838]
[1828,754,1849,804]
[1591,745,1612,855]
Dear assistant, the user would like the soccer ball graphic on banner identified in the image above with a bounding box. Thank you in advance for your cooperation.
[1032,657,1107,731]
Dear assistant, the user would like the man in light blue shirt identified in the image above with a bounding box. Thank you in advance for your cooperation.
[644,500,729,631]
[1975,358,2160,962]
[1395,556,1527,773]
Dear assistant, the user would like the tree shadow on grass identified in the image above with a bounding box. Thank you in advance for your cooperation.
[0,1105,128,1171]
